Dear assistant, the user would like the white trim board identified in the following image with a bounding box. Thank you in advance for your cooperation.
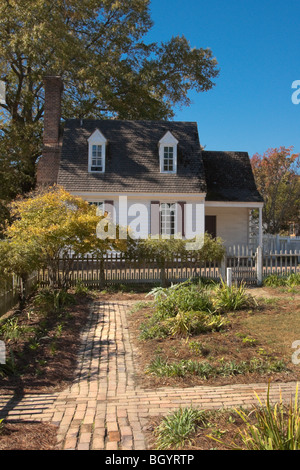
[205,201,264,208]
[70,191,206,200]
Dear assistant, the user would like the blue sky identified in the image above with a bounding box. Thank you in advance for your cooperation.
[146,0,300,157]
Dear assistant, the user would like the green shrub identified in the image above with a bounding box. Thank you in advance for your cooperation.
[263,274,287,287]
[140,309,229,340]
[145,356,286,379]
[139,316,170,340]
[212,384,300,450]
[33,288,75,314]
[213,281,257,313]
[263,272,300,287]
[74,281,89,295]
[154,407,207,449]
[165,311,229,337]
[188,340,210,357]
[149,282,214,319]
[0,317,33,341]
[286,273,300,286]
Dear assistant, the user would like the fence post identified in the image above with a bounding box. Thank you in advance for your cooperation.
[226,268,232,287]
[256,245,263,286]
[220,255,227,282]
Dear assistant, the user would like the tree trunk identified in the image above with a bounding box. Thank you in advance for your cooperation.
[18,274,27,310]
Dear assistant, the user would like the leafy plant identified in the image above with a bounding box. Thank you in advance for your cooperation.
[0,317,32,341]
[150,282,214,320]
[236,333,257,347]
[0,349,18,377]
[211,384,300,450]
[213,280,257,313]
[263,273,300,287]
[188,340,210,357]
[74,281,89,295]
[129,301,154,314]
[145,356,287,379]
[33,288,75,314]
[139,317,170,340]
[165,311,229,338]
[154,407,207,449]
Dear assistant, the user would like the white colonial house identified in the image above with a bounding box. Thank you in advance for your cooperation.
[37,76,263,250]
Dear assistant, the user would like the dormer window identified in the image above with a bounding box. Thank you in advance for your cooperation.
[159,131,178,174]
[88,129,107,173]
[163,146,174,172]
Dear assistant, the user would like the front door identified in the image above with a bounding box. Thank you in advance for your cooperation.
[205,215,217,239]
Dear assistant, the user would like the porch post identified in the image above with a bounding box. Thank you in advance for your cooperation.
[258,206,263,248]
[256,245,263,286]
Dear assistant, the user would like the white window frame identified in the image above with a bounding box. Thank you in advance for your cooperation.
[160,202,177,236]
[88,129,107,173]
[159,131,178,174]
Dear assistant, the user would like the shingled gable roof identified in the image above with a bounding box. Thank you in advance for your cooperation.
[201,150,263,202]
[57,119,207,194]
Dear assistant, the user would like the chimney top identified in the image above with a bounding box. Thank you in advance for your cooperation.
[43,76,63,144]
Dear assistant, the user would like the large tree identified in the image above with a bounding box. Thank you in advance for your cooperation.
[251,147,300,234]
[0,0,219,224]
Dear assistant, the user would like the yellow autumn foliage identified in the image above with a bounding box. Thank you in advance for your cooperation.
[0,186,128,284]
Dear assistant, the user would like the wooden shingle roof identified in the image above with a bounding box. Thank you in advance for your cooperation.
[57,119,206,194]
[202,150,263,202]
[56,119,262,202]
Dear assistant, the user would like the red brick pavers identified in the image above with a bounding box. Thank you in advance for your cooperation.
[0,300,299,450]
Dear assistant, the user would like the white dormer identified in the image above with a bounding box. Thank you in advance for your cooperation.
[159,131,178,174]
[88,129,107,173]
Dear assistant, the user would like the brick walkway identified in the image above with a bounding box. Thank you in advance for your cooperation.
[0,300,299,450]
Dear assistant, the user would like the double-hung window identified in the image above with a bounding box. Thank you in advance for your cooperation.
[159,131,178,174]
[91,145,103,172]
[160,203,176,236]
[163,146,174,172]
[88,129,107,173]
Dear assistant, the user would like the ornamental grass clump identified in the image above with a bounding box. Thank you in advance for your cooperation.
[235,384,300,450]
[263,273,300,287]
[210,384,300,450]
[154,407,207,449]
[213,280,257,313]
[148,282,214,320]
[165,310,229,337]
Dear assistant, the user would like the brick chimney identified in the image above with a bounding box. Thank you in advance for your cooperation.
[36,76,63,186]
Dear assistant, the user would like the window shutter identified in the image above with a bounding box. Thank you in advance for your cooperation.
[150,201,160,236]
[177,202,185,237]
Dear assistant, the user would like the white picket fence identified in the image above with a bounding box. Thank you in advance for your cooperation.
[226,245,300,286]
[251,234,300,253]
[1,247,300,317]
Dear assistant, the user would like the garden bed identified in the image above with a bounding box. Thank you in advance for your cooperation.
[146,409,252,450]
[0,288,95,395]
[127,282,300,389]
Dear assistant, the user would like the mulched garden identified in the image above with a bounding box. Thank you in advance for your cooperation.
[127,285,300,389]
[0,288,95,450]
